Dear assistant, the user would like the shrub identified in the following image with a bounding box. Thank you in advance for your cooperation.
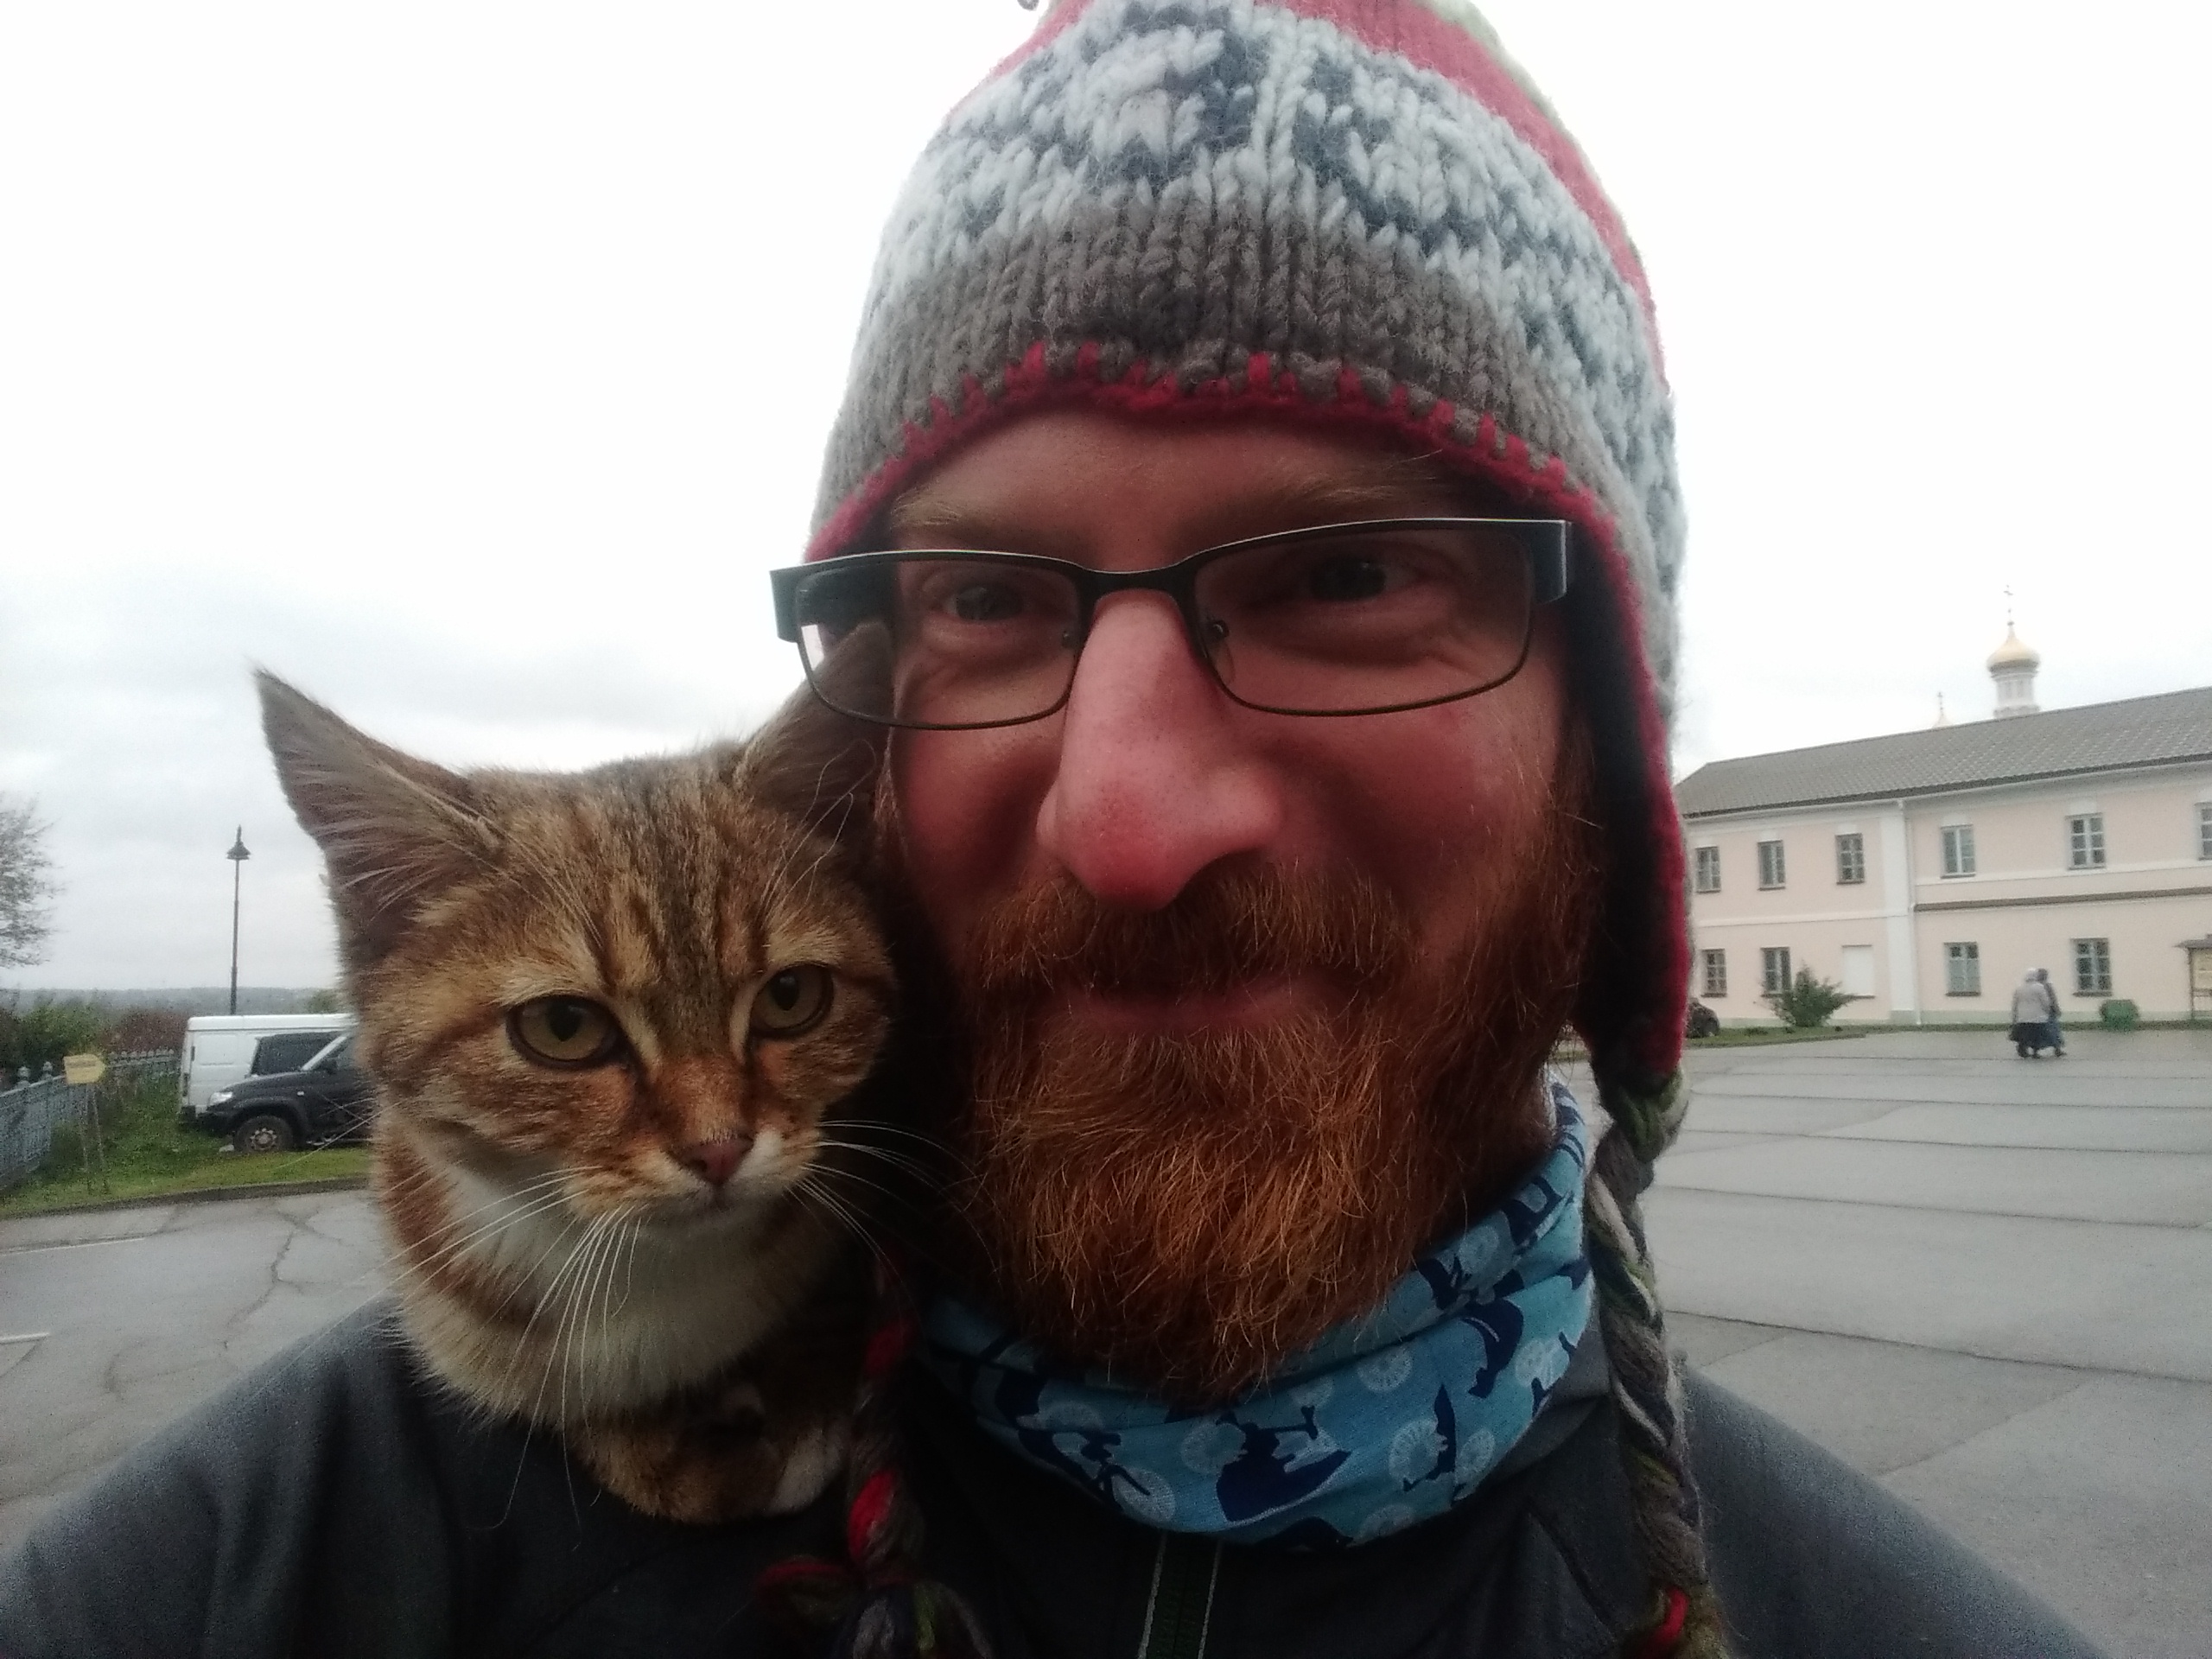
[2099,999,2140,1032]
[1764,969,1851,1030]
[105,1006,189,1056]
[0,997,108,1077]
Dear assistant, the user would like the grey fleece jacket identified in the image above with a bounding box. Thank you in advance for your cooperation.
[0,1300,2103,1658]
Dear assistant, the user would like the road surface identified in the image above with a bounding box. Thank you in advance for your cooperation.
[5,1027,2209,1653]
[1641,1029,2212,1658]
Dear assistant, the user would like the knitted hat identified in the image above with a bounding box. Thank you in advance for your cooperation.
[806,2,1713,1651]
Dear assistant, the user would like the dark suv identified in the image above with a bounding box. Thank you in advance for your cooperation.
[197,1034,375,1154]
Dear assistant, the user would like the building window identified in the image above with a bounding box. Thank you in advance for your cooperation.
[1758,839,1786,889]
[2073,938,2112,996]
[1761,947,1792,996]
[1940,824,1975,877]
[1840,944,1875,997]
[2200,803,2212,861]
[1701,950,1728,998]
[2067,814,2106,870]
[1835,833,1865,885]
[1694,846,1721,893]
[1944,943,1981,996]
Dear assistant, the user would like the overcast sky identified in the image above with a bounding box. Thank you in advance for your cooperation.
[4,1,2208,992]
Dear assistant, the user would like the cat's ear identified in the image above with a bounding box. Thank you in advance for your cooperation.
[257,671,494,966]
[741,628,891,842]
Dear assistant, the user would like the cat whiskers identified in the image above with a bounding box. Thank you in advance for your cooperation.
[518,1206,625,1428]
[479,1202,594,1334]
[810,1123,940,1207]
[391,1163,574,1249]
[404,1192,579,1296]
[560,1217,619,1429]
[788,1166,888,1262]
[806,1143,925,1210]
[575,1208,646,1420]
[817,1118,940,1173]
[516,1199,649,1431]
[586,1213,644,1411]
[392,1169,582,1286]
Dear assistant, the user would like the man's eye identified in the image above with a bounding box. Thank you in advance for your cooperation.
[948,582,1025,622]
[1303,555,1394,603]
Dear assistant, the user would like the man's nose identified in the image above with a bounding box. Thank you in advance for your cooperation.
[1033,593,1282,911]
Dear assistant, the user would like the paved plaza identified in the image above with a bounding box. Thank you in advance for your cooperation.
[1640,1028,2212,1657]
[3,1029,2209,1653]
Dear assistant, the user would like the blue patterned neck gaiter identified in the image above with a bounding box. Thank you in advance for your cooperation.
[921,1081,1593,1548]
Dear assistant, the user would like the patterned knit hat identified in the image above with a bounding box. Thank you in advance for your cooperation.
[807,2,1714,1651]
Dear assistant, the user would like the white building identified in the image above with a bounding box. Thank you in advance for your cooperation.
[1676,638,2212,1025]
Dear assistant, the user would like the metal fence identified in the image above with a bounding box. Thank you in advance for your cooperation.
[0,1051,178,1196]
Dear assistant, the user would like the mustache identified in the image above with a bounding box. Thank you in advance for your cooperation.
[954,861,1416,1006]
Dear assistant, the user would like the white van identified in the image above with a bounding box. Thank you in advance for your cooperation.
[179,1014,358,1116]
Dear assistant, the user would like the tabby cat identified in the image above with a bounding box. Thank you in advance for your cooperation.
[258,660,894,1522]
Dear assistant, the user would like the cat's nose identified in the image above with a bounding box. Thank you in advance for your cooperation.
[677,1134,752,1189]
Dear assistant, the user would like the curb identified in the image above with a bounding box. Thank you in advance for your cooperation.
[0,1175,370,1220]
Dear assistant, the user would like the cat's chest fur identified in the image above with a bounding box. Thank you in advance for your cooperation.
[385,1136,849,1425]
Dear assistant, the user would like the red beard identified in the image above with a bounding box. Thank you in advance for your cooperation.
[925,744,1601,1404]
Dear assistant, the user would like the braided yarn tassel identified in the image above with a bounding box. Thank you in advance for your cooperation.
[1586,1065,1732,1659]
[757,1261,990,1659]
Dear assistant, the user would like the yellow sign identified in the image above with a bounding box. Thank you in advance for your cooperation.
[61,1052,105,1086]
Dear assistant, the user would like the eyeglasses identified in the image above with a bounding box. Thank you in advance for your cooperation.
[769,517,1572,731]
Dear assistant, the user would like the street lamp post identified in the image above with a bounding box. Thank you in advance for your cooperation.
[226,828,251,1016]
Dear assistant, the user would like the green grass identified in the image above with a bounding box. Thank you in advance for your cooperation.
[0,1074,370,1218]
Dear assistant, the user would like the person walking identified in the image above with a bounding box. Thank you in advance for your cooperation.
[2035,967,2067,1056]
[2012,969,2062,1057]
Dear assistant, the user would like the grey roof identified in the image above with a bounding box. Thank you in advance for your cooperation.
[1675,686,2212,818]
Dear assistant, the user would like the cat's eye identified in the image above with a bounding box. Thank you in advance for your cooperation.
[508,996,626,1068]
[750,966,833,1038]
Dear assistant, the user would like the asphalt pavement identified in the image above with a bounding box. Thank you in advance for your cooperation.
[1640,1028,2212,1659]
[3,1029,2209,1655]
[0,1188,387,1549]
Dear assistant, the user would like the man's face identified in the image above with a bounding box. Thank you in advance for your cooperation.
[882,410,1597,1400]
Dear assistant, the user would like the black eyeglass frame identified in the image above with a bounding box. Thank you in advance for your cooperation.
[769,516,1574,731]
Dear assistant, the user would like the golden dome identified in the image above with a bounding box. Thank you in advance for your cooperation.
[1987,626,2039,672]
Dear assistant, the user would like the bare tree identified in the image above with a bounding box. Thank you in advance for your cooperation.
[0,796,57,969]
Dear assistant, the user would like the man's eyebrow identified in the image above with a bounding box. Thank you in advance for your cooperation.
[882,494,1018,547]
[884,450,1494,551]
[1222,461,1476,527]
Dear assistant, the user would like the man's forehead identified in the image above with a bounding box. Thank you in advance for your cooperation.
[880,422,1501,556]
